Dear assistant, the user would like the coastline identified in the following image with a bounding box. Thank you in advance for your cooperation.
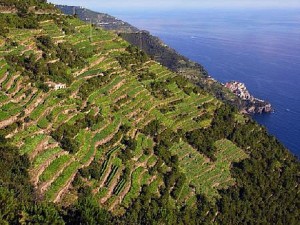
[56,5,273,115]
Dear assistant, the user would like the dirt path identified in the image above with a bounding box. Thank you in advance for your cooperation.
[0,72,8,84]
[0,115,18,129]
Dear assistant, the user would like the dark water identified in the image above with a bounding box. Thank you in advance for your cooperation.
[110,9,300,157]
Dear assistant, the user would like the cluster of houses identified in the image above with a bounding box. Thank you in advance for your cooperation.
[225,81,252,100]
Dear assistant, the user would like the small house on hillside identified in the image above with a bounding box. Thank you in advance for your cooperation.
[45,82,66,90]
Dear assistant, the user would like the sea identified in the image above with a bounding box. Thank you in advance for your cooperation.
[107,8,300,157]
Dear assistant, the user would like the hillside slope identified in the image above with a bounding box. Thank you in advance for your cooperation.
[0,13,240,208]
[0,2,299,224]
[57,5,272,114]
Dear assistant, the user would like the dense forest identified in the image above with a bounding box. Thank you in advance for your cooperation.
[0,1,299,224]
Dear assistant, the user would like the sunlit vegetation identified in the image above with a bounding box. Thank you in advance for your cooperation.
[0,2,298,225]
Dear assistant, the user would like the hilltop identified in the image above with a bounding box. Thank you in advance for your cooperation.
[55,4,139,33]
[0,1,299,224]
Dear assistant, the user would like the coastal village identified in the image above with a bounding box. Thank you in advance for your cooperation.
[224,81,273,114]
[225,81,252,100]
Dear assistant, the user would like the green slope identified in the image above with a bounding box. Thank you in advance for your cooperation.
[0,2,298,225]
[0,13,235,207]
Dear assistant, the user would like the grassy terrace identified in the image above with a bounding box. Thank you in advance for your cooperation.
[19,134,47,155]
[40,21,65,38]
[45,161,80,201]
[32,147,64,168]
[39,154,72,182]
[121,166,153,208]
[170,139,248,202]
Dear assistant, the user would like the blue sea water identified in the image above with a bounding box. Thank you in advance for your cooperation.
[109,9,300,157]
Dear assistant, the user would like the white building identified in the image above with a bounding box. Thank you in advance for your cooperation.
[54,83,66,90]
[46,82,66,90]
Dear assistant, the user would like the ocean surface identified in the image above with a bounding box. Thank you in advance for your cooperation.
[109,9,300,157]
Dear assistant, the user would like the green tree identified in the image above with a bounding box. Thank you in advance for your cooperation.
[19,203,64,225]
[66,196,110,225]
[0,187,18,225]
[0,24,9,37]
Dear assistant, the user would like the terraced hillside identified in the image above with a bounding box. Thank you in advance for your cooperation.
[1,5,299,224]
[0,11,251,213]
[0,2,299,224]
